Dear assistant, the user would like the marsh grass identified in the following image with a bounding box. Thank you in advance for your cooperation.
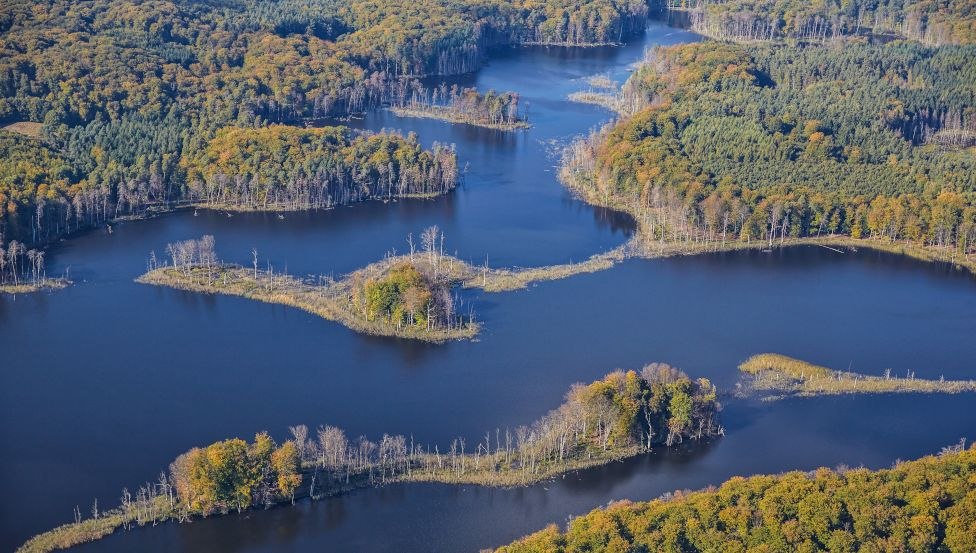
[739,353,976,399]
[0,278,71,295]
[567,91,622,112]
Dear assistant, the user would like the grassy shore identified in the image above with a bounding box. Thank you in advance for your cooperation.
[0,278,71,295]
[390,107,530,131]
[739,353,976,399]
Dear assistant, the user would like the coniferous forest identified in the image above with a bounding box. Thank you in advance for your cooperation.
[563,39,976,255]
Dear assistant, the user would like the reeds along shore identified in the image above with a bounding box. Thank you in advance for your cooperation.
[739,353,976,399]
[18,365,721,553]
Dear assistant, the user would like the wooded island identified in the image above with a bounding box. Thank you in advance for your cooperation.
[19,364,721,553]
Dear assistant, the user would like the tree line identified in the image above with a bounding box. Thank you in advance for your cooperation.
[23,364,721,552]
[181,126,459,210]
[656,0,976,45]
[497,440,976,552]
[0,0,653,245]
[562,40,976,255]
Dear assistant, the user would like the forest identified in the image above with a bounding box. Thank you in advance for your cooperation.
[19,364,721,553]
[181,126,458,209]
[497,441,976,552]
[658,0,976,44]
[0,0,651,245]
[562,40,976,256]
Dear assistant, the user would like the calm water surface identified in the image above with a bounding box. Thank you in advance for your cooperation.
[3,22,976,552]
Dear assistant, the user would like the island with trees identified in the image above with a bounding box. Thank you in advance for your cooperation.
[391,85,529,130]
[561,38,976,273]
[136,227,641,340]
[496,441,976,552]
[137,233,478,342]
[18,363,721,553]
[738,353,976,399]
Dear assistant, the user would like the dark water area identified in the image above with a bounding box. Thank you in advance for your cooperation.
[3,21,976,552]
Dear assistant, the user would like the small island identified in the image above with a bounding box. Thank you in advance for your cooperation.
[391,84,529,130]
[19,363,721,553]
[739,353,976,399]
[568,74,625,113]
[137,228,638,341]
[137,234,478,342]
[0,238,70,294]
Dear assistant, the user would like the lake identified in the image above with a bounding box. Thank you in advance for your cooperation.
[2,20,975,552]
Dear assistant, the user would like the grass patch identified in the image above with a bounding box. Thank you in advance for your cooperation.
[2,121,43,138]
[0,278,71,295]
[739,353,976,399]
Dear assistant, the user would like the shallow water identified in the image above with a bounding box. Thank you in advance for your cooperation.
[3,21,976,552]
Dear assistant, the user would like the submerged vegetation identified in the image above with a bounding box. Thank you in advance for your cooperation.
[497,441,976,552]
[562,40,976,270]
[739,353,976,399]
[391,85,529,130]
[19,364,721,553]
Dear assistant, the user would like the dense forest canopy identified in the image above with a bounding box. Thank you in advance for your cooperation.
[497,442,976,552]
[0,0,649,244]
[662,0,976,44]
[564,39,976,252]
